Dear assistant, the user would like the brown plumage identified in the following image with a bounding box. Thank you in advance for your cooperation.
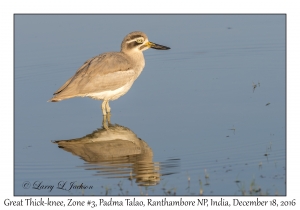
[49,31,170,115]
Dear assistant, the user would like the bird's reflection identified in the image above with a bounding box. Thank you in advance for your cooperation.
[53,114,179,186]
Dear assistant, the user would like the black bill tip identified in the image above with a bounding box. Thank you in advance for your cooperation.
[149,42,170,50]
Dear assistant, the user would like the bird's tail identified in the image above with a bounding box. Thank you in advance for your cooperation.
[47,96,61,102]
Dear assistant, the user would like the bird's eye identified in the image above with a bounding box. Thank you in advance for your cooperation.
[136,38,143,43]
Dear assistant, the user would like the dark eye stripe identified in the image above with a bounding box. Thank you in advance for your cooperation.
[127,41,140,49]
[139,45,147,50]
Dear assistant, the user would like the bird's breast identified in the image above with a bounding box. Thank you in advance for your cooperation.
[129,54,145,78]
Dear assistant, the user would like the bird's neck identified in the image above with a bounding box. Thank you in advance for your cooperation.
[123,50,145,77]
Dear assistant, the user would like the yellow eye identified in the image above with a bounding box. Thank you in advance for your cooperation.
[136,38,143,43]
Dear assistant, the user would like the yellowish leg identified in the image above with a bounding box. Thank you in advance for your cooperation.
[102,109,111,130]
[106,112,111,124]
[107,112,111,125]
[102,114,108,130]
[101,100,107,116]
[106,101,111,113]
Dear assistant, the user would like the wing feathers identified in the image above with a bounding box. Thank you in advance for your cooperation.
[52,52,134,99]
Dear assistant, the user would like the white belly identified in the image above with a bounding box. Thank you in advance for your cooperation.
[86,81,134,101]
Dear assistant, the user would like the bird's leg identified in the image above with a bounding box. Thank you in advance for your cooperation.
[102,114,109,130]
[106,101,111,113]
[101,100,107,116]
[107,112,112,126]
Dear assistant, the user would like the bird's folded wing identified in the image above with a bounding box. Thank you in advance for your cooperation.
[53,52,135,97]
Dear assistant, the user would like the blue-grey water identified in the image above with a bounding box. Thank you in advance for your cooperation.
[15,15,285,195]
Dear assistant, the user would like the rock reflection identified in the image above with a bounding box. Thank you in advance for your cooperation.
[53,116,179,186]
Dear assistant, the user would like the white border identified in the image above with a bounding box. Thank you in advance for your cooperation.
[2,0,299,209]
